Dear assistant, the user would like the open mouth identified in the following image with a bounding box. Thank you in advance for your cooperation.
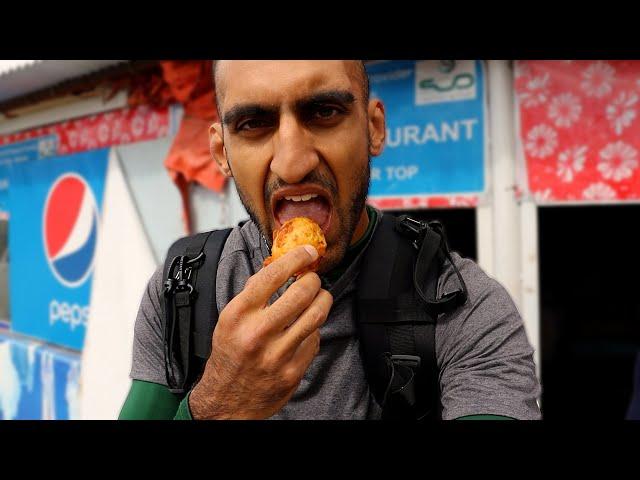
[271,186,333,235]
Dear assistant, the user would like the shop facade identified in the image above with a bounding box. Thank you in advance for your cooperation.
[0,60,636,419]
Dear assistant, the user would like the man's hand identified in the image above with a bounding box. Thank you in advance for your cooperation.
[189,245,333,419]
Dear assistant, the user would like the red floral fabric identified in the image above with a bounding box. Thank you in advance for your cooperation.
[516,60,640,203]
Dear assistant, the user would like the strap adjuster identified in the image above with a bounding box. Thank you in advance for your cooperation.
[394,216,429,250]
[381,354,422,414]
[389,354,421,370]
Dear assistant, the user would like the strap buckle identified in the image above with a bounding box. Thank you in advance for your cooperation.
[389,354,421,369]
[394,215,429,250]
[381,354,423,416]
[165,252,206,297]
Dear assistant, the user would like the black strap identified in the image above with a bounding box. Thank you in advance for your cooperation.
[415,221,468,314]
[163,255,180,390]
[356,215,424,416]
[175,290,193,390]
[356,214,468,420]
[413,239,441,420]
[162,228,232,393]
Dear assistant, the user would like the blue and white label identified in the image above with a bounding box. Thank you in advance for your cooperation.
[0,136,58,217]
[367,60,487,199]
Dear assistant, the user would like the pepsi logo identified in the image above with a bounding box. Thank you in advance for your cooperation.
[43,173,99,288]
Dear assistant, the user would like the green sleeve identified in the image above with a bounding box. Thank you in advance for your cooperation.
[456,414,515,420]
[118,380,185,420]
[173,392,194,420]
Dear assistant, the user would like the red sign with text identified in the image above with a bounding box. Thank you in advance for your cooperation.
[0,105,170,154]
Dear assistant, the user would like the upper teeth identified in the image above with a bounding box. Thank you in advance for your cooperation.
[284,193,318,202]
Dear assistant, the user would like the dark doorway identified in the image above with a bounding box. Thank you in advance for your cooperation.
[388,208,477,261]
[539,205,640,419]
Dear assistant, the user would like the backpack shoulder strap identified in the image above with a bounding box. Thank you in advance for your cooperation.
[356,214,467,420]
[162,228,233,393]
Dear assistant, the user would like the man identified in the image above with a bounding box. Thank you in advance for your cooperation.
[119,60,541,420]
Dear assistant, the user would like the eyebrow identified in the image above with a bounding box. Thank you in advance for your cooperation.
[222,104,278,127]
[295,90,356,110]
[221,89,356,126]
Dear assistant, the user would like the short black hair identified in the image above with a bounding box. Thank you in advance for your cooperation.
[212,60,369,115]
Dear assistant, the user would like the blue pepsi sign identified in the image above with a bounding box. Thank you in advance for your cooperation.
[366,60,486,200]
[8,149,109,350]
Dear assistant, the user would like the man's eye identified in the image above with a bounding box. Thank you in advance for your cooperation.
[313,106,341,120]
[237,119,270,131]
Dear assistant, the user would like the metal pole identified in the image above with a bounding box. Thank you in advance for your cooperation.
[476,204,494,277]
[520,199,541,381]
[487,60,522,308]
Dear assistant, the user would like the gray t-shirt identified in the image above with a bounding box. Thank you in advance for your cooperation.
[130,210,542,420]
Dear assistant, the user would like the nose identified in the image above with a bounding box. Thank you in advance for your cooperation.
[270,114,319,184]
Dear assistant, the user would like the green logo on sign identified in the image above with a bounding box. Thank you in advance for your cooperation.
[419,60,475,92]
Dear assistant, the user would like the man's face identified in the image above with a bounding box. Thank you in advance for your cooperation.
[211,60,385,273]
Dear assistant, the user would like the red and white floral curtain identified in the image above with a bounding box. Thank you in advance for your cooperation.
[515,60,640,203]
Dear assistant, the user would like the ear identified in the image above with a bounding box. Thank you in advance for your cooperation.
[210,122,233,177]
[367,99,386,157]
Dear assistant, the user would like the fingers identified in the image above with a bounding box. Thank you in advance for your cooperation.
[290,329,322,372]
[262,271,322,332]
[235,245,318,310]
[269,289,333,361]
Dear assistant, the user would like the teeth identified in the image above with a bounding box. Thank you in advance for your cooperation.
[283,193,318,202]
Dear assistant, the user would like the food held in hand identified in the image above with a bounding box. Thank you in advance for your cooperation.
[263,217,327,276]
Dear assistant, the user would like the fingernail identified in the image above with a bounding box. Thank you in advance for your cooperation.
[303,245,318,260]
